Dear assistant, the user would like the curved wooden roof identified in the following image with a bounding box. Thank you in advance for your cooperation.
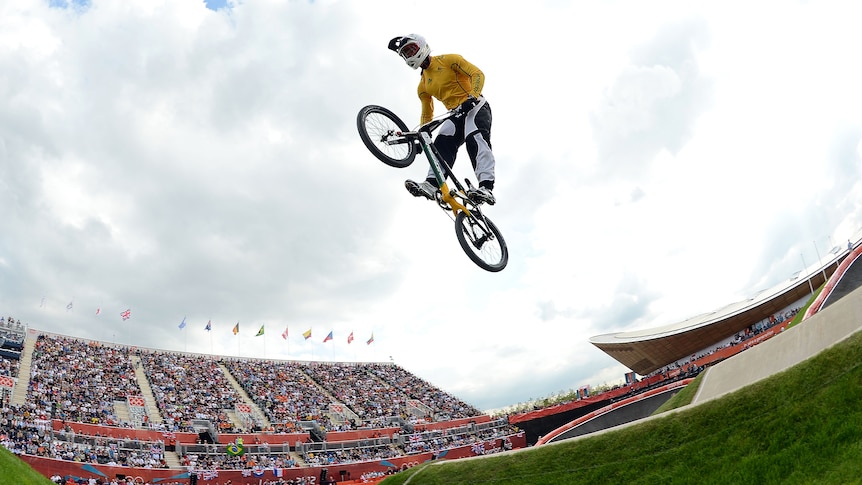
[589,256,845,376]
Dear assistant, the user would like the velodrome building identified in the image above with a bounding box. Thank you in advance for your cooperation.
[590,238,857,376]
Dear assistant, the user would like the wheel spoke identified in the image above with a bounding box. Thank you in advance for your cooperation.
[356,105,416,168]
[455,212,507,272]
[365,113,409,160]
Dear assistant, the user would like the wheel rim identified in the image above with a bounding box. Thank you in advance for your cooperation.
[364,111,412,162]
[457,214,506,270]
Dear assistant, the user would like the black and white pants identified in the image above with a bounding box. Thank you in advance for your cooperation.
[427,97,496,189]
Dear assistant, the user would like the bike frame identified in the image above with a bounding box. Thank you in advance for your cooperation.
[390,113,475,218]
[359,102,508,272]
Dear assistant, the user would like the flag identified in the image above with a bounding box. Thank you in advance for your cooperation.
[232,322,239,335]
[367,333,374,345]
[205,320,211,331]
[178,317,187,330]
[226,441,244,456]
[256,325,265,337]
[625,372,636,385]
[281,327,288,340]
[95,307,101,316]
[120,309,131,321]
[347,332,354,344]
[302,329,312,340]
[323,331,333,343]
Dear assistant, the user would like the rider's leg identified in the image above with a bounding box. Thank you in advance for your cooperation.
[463,102,496,205]
[426,118,464,184]
[464,102,495,190]
[406,118,464,200]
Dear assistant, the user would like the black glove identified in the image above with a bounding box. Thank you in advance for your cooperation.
[463,96,480,111]
[454,97,480,116]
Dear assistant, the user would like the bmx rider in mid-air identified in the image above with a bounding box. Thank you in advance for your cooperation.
[388,33,497,206]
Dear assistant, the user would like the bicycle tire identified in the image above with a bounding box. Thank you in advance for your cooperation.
[455,211,508,272]
[356,105,417,168]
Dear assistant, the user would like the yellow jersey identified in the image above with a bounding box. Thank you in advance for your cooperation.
[417,54,485,125]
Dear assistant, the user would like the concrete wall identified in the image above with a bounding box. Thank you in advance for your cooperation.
[693,284,862,405]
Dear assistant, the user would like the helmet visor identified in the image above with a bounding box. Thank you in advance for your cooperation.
[398,42,421,60]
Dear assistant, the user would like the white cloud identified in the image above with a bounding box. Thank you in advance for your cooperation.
[2,0,862,411]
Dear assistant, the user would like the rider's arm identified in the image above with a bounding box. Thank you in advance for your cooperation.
[419,86,434,125]
[450,55,485,99]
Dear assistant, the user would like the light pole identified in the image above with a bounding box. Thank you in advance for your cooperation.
[801,254,814,294]
[813,240,827,281]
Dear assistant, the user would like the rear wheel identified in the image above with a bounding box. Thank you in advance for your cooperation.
[356,105,417,168]
[455,211,508,272]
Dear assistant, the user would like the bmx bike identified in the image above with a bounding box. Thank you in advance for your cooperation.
[356,103,508,272]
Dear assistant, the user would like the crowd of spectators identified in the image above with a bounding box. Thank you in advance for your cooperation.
[301,443,400,466]
[398,421,517,456]
[181,448,296,472]
[0,354,19,378]
[28,336,139,426]
[0,402,167,468]
[17,333,485,436]
[0,315,25,377]
[138,351,241,433]
[2,331,527,477]
[0,315,25,332]
[221,359,333,432]
[50,479,186,485]
[299,361,480,429]
[301,362,410,428]
[365,363,481,420]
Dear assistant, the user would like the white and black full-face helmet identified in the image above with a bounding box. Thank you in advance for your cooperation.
[388,34,431,69]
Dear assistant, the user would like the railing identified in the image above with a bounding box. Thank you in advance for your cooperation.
[177,442,290,455]
[53,430,165,453]
[295,436,393,455]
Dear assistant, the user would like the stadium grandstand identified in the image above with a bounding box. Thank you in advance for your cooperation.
[0,325,524,484]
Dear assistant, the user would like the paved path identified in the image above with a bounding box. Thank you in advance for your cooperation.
[822,250,862,309]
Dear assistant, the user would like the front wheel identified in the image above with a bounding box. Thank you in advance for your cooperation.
[455,212,508,272]
[356,105,417,168]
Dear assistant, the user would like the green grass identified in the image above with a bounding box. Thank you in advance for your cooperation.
[651,372,703,414]
[0,447,54,485]
[382,329,862,485]
[787,283,825,329]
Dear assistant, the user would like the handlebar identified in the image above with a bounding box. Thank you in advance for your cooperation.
[403,96,483,137]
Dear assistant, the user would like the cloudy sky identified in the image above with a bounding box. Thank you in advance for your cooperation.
[2,0,861,411]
